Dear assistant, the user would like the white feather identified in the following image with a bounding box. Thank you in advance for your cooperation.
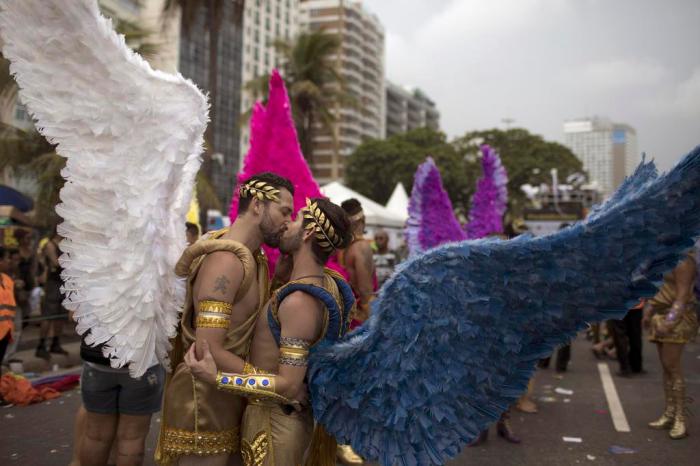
[0,0,208,377]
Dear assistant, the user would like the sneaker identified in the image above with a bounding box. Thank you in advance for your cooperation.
[35,346,51,361]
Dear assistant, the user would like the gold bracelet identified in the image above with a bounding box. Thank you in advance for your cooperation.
[196,300,234,329]
[278,337,311,367]
[215,370,292,404]
[196,315,230,329]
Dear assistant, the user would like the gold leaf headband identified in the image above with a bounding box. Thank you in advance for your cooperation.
[240,179,280,202]
[303,198,343,252]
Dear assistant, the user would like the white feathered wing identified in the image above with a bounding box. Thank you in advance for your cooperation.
[0,0,208,376]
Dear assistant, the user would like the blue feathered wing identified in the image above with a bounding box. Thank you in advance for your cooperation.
[308,146,700,466]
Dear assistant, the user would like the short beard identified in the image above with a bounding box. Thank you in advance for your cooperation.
[279,228,304,255]
[260,208,281,247]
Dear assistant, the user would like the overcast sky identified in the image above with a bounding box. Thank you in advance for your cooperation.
[362,0,700,170]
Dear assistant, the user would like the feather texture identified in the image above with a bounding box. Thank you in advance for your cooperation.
[0,0,208,376]
[229,70,321,273]
[309,146,700,466]
[405,157,466,256]
[464,145,508,239]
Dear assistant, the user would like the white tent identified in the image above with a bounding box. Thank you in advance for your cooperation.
[385,182,409,222]
[321,181,404,228]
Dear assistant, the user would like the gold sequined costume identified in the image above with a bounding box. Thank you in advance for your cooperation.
[647,253,699,440]
[238,271,352,466]
[649,272,699,344]
[155,229,270,464]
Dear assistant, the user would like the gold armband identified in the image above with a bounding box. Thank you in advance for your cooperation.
[196,300,233,329]
[278,337,310,367]
[216,370,292,404]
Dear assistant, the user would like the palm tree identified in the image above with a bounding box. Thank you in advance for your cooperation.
[245,30,353,165]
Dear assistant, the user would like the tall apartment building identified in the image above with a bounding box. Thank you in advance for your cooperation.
[239,0,301,162]
[178,2,246,205]
[299,0,385,183]
[563,117,638,196]
[385,81,440,137]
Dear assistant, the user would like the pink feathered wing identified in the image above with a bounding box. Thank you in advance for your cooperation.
[229,70,330,274]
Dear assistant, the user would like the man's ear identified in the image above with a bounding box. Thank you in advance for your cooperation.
[251,197,263,216]
[303,226,314,242]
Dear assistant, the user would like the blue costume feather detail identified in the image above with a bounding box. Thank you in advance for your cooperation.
[267,273,354,345]
[308,146,700,466]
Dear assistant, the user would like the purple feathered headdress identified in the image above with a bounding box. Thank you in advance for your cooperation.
[405,157,467,256]
[228,70,322,272]
[464,144,508,239]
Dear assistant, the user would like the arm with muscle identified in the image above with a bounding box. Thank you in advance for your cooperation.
[350,240,375,321]
[272,292,323,399]
[665,256,697,326]
[193,252,246,373]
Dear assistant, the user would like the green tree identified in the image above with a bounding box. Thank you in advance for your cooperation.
[244,30,352,165]
[453,128,585,214]
[345,127,477,213]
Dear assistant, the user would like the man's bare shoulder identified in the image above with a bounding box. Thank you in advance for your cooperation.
[279,290,320,311]
[347,238,371,258]
[195,252,246,302]
[278,291,323,337]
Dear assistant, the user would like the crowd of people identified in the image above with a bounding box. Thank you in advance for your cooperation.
[0,226,75,406]
[2,178,698,466]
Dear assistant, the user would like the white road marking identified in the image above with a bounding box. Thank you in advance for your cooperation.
[598,362,631,432]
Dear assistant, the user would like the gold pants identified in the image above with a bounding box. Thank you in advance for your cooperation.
[240,400,314,466]
[156,365,244,464]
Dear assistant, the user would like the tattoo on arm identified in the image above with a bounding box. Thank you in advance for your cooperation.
[214,275,231,295]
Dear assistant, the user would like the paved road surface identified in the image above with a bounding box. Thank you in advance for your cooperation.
[2,334,699,465]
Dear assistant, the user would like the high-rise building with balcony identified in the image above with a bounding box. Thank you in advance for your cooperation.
[299,0,385,183]
[239,0,301,163]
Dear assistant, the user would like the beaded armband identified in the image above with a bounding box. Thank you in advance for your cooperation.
[196,300,233,329]
[215,370,292,404]
[278,337,311,367]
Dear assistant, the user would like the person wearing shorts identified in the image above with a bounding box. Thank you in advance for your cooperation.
[79,334,165,466]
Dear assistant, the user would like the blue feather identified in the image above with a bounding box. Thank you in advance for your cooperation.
[308,146,700,466]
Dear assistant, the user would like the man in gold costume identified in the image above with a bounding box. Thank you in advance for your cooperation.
[156,173,295,465]
[644,251,699,439]
[185,198,355,466]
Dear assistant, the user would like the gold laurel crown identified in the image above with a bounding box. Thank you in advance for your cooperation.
[240,179,281,202]
[303,198,343,252]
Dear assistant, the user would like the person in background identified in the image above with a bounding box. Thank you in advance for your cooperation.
[609,300,645,377]
[644,253,698,439]
[36,227,70,360]
[373,229,398,288]
[4,229,37,360]
[0,246,17,406]
[340,198,376,327]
